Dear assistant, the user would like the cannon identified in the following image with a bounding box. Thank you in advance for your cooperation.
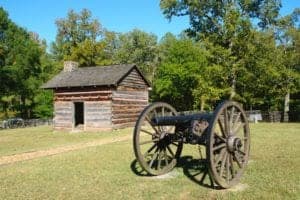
[133,101,250,188]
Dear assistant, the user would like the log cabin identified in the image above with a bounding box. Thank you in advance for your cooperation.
[42,61,150,131]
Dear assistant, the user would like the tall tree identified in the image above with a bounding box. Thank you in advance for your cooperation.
[153,34,208,110]
[160,0,282,100]
[276,9,300,117]
[114,29,158,81]
[52,9,107,66]
[0,7,48,118]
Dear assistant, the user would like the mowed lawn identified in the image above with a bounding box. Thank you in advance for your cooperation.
[0,123,299,200]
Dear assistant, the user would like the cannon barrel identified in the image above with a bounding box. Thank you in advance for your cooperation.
[152,113,212,126]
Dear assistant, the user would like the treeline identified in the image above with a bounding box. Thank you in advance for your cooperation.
[0,1,299,119]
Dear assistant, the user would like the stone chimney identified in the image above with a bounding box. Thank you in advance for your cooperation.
[63,61,79,72]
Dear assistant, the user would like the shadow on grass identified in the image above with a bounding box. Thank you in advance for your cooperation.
[130,156,222,190]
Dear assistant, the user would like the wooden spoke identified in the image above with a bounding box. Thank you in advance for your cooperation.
[218,118,226,138]
[219,152,228,176]
[143,143,157,158]
[215,148,226,164]
[229,154,235,178]
[200,170,209,183]
[141,128,156,136]
[166,145,175,157]
[164,148,169,165]
[233,152,242,168]
[223,108,229,135]
[145,116,160,135]
[229,106,235,132]
[214,133,226,142]
[149,150,159,169]
[171,142,178,146]
[226,153,230,182]
[157,150,163,170]
[237,149,246,156]
[213,143,226,151]
[233,122,245,134]
[233,112,241,130]
[139,138,159,145]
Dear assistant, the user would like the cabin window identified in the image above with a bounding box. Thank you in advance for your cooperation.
[74,102,84,127]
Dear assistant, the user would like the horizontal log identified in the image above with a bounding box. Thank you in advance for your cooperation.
[53,118,72,122]
[85,101,111,105]
[112,113,140,119]
[112,109,142,114]
[55,96,111,101]
[113,90,148,95]
[112,94,148,100]
[55,112,73,117]
[113,122,135,129]
[85,122,112,127]
[85,116,111,121]
[117,86,148,91]
[112,99,148,104]
[55,90,112,95]
[112,118,137,124]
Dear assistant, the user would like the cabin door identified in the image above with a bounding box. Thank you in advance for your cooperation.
[74,102,84,128]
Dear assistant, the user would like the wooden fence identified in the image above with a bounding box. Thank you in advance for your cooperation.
[0,119,53,129]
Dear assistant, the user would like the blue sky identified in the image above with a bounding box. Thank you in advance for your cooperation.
[1,0,299,45]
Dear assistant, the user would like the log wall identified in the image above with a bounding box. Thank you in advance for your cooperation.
[85,101,112,131]
[53,101,73,130]
[112,90,148,129]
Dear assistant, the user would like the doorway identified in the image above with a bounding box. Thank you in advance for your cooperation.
[74,102,84,128]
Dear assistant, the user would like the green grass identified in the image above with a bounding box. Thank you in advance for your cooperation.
[0,123,299,199]
[0,126,131,156]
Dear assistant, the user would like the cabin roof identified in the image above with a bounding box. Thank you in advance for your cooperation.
[41,64,150,89]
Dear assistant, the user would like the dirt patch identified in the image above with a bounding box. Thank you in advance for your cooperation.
[0,134,132,166]
[226,183,248,192]
[148,170,180,180]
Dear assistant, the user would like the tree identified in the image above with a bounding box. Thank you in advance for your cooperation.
[275,9,300,117]
[153,34,208,110]
[52,9,108,66]
[160,0,282,100]
[0,7,55,119]
[114,29,158,81]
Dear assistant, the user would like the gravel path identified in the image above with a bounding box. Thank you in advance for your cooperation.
[0,134,132,166]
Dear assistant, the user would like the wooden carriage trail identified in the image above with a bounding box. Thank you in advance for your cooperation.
[0,134,132,166]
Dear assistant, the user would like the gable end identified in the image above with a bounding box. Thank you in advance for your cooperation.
[117,67,150,89]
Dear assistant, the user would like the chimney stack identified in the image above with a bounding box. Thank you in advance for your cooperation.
[63,61,79,72]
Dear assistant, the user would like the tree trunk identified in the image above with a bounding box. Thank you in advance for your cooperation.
[283,92,290,122]
[230,76,236,100]
[200,98,205,111]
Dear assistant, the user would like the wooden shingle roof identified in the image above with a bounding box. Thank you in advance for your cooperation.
[42,64,150,89]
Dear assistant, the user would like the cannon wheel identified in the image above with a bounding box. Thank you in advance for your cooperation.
[206,101,250,188]
[133,102,183,175]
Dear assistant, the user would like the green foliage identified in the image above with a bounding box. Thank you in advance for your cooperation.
[51,9,109,66]
[0,7,55,119]
[33,90,53,119]
[114,29,158,81]
[159,1,300,111]
[153,35,207,110]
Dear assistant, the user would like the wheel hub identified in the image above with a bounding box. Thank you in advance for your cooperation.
[157,132,171,149]
[227,136,242,152]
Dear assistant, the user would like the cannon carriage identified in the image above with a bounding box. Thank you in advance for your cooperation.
[133,101,250,188]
